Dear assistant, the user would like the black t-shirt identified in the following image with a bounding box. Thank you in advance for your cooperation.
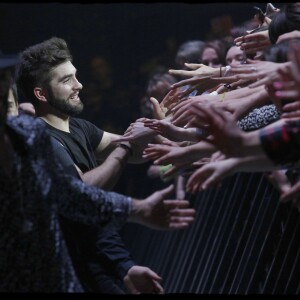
[42,117,134,293]
[45,118,103,172]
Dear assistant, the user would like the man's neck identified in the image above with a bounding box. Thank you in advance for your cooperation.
[39,114,70,133]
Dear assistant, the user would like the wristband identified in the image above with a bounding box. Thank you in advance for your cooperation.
[119,143,133,156]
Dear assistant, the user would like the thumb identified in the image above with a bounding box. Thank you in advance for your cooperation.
[184,63,201,70]
[136,117,148,122]
[149,97,160,110]
[147,269,163,281]
[158,184,175,197]
[150,97,164,120]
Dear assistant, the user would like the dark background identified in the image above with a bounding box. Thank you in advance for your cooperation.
[0,3,275,82]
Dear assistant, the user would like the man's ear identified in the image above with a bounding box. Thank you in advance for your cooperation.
[33,87,47,102]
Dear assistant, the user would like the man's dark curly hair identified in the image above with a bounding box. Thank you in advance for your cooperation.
[15,37,72,105]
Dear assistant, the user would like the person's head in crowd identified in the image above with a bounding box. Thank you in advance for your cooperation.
[7,83,19,116]
[225,44,246,66]
[262,37,300,63]
[140,72,177,118]
[0,52,19,125]
[16,37,83,117]
[89,55,113,89]
[146,72,177,102]
[201,39,229,67]
[0,68,11,126]
[268,3,300,44]
[175,40,205,70]
[230,25,249,40]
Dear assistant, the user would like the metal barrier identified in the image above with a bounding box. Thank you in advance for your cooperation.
[121,172,300,294]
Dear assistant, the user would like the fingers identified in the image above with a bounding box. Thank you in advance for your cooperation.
[161,140,178,147]
[142,150,164,161]
[170,215,195,223]
[281,110,300,119]
[154,155,173,166]
[210,76,238,83]
[149,97,165,120]
[157,184,175,198]
[163,199,190,208]
[230,62,261,72]
[280,181,300,203]
[169,69,195,77]
[143,143,170,154]
[163,165,180,177]
[186,169,208,193]
[179,84,199,99]
[152,281,164,294]
[276,90,299,100]
[146,269,162,282]
[167,219,195,229]
[282,101,300,112]
[149,96,159,106]
[171,109,193,127]
[184,63,203,70]
[143,122,163,134]
[164,200,196,226]
[248,77,271,88]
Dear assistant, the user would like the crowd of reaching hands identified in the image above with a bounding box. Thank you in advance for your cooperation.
[118,3,300,211]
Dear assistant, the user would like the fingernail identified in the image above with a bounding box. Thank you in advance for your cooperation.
[273,82,283,89]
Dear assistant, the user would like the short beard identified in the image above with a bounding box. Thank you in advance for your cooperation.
[47,90,84,117]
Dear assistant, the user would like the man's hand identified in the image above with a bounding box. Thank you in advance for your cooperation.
[129,184,195,230]
[124,265,164,294]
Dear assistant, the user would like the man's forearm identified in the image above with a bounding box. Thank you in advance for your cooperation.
[82,146,130,190]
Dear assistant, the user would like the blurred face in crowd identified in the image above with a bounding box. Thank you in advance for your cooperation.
[201,47,222,67]
[148,81,172,102]
[226,45,245,66]
[44,61,84,116]
[90,56,113,85]
[0,68,12,129]
[7,87,18,117]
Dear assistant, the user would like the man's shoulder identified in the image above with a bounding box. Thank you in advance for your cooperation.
[71,117,103,129]
[70,117,89,127]
[70,117,103,137]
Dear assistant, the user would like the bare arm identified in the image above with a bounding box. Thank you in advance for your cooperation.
[95,131,148,164]
[143,118,204,142]
[79,144,131,190]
